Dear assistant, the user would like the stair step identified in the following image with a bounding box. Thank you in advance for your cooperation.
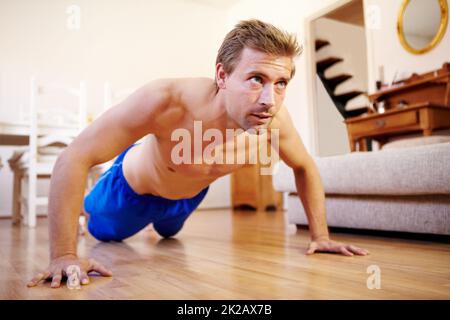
[316,57,343,74]
[333,90,364,106]
[323,74,353,92]
[345,107,369,118]
[315,39,330,51]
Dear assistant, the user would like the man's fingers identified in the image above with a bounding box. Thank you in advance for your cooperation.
[27,272,45,287]
[27,271,51,287]
[306,243,317,255]
[89,260,113,277]
[349,245,368,255]
[80,271,90,285]
[340,246,354,256]
[51,271,63,288]
[349,245,369,255]
[306,241,369,257]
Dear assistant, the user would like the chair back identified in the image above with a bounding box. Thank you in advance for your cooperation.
[29,76,87,163]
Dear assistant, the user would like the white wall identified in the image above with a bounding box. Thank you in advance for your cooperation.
[316,76,351,156]
[0,0,233,216]
[0,0,230,118]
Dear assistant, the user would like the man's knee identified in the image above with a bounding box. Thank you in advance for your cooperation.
[154,227,180,239]
[87,217,126,242]
[153,222,183,239]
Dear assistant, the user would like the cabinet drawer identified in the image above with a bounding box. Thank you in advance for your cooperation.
[348,111,419,136]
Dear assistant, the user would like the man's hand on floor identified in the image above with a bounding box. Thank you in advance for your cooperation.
[306,238,369,256]
[27,254,113,288]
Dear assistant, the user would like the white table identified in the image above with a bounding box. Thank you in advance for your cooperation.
[0,120,79,145]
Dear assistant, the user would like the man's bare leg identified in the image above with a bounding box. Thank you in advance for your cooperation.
[79,208,90,236]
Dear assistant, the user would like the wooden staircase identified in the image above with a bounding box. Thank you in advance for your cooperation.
[315,39,368,119]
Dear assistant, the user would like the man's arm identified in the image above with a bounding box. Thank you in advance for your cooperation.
[272,106,329,241]
[271,106,368,256]
[28,79,176,288]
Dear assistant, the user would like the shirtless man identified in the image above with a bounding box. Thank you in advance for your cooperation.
[28,19,368,289]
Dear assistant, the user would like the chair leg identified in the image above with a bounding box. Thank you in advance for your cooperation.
[12,171,22,225]
[27,174,37,228]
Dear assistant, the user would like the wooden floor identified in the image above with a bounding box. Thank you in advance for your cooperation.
[1,209,449,299]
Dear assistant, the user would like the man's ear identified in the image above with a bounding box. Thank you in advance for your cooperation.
[215,63,227,89]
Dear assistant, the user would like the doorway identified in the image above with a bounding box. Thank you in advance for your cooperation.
[304,0,370,156]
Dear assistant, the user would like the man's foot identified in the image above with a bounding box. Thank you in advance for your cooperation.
[78,215,87,236]
[144,224,154,232]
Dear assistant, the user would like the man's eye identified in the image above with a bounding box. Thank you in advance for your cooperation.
[277,81,287,88]
[250,76,263,84]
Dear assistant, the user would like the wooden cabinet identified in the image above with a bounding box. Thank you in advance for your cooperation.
[369,62,450,109]
[345,63,450,151]
[345,103,450,151]
[348,110,418,136]
[231,163,283,211]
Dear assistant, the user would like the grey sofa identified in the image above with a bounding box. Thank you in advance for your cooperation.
[273,141,450,235]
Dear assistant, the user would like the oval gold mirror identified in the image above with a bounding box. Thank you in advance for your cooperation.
[397,0,448,54]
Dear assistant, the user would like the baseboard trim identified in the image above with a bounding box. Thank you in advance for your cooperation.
[296,224,450,243]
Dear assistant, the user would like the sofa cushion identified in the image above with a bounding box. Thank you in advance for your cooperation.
[286,194,450,235]
[382,135,450,150]
[273,142,450,196]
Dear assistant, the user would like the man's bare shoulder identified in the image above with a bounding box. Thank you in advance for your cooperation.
[136,77,215,130]
[168,77,216,105]
[139,77,213,100]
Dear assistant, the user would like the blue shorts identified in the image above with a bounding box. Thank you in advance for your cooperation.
[83,144,209,241]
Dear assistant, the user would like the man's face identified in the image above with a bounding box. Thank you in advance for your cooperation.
[219,47,293,131]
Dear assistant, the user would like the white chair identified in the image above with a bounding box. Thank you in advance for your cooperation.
[8,76,97,227]
[102,82,134,114]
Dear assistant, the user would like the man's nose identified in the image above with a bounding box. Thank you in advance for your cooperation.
[258,85,275,107]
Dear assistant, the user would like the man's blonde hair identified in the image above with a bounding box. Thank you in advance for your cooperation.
[215,19,302,89]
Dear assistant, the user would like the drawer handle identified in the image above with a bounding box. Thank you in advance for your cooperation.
[375,119,386,127]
